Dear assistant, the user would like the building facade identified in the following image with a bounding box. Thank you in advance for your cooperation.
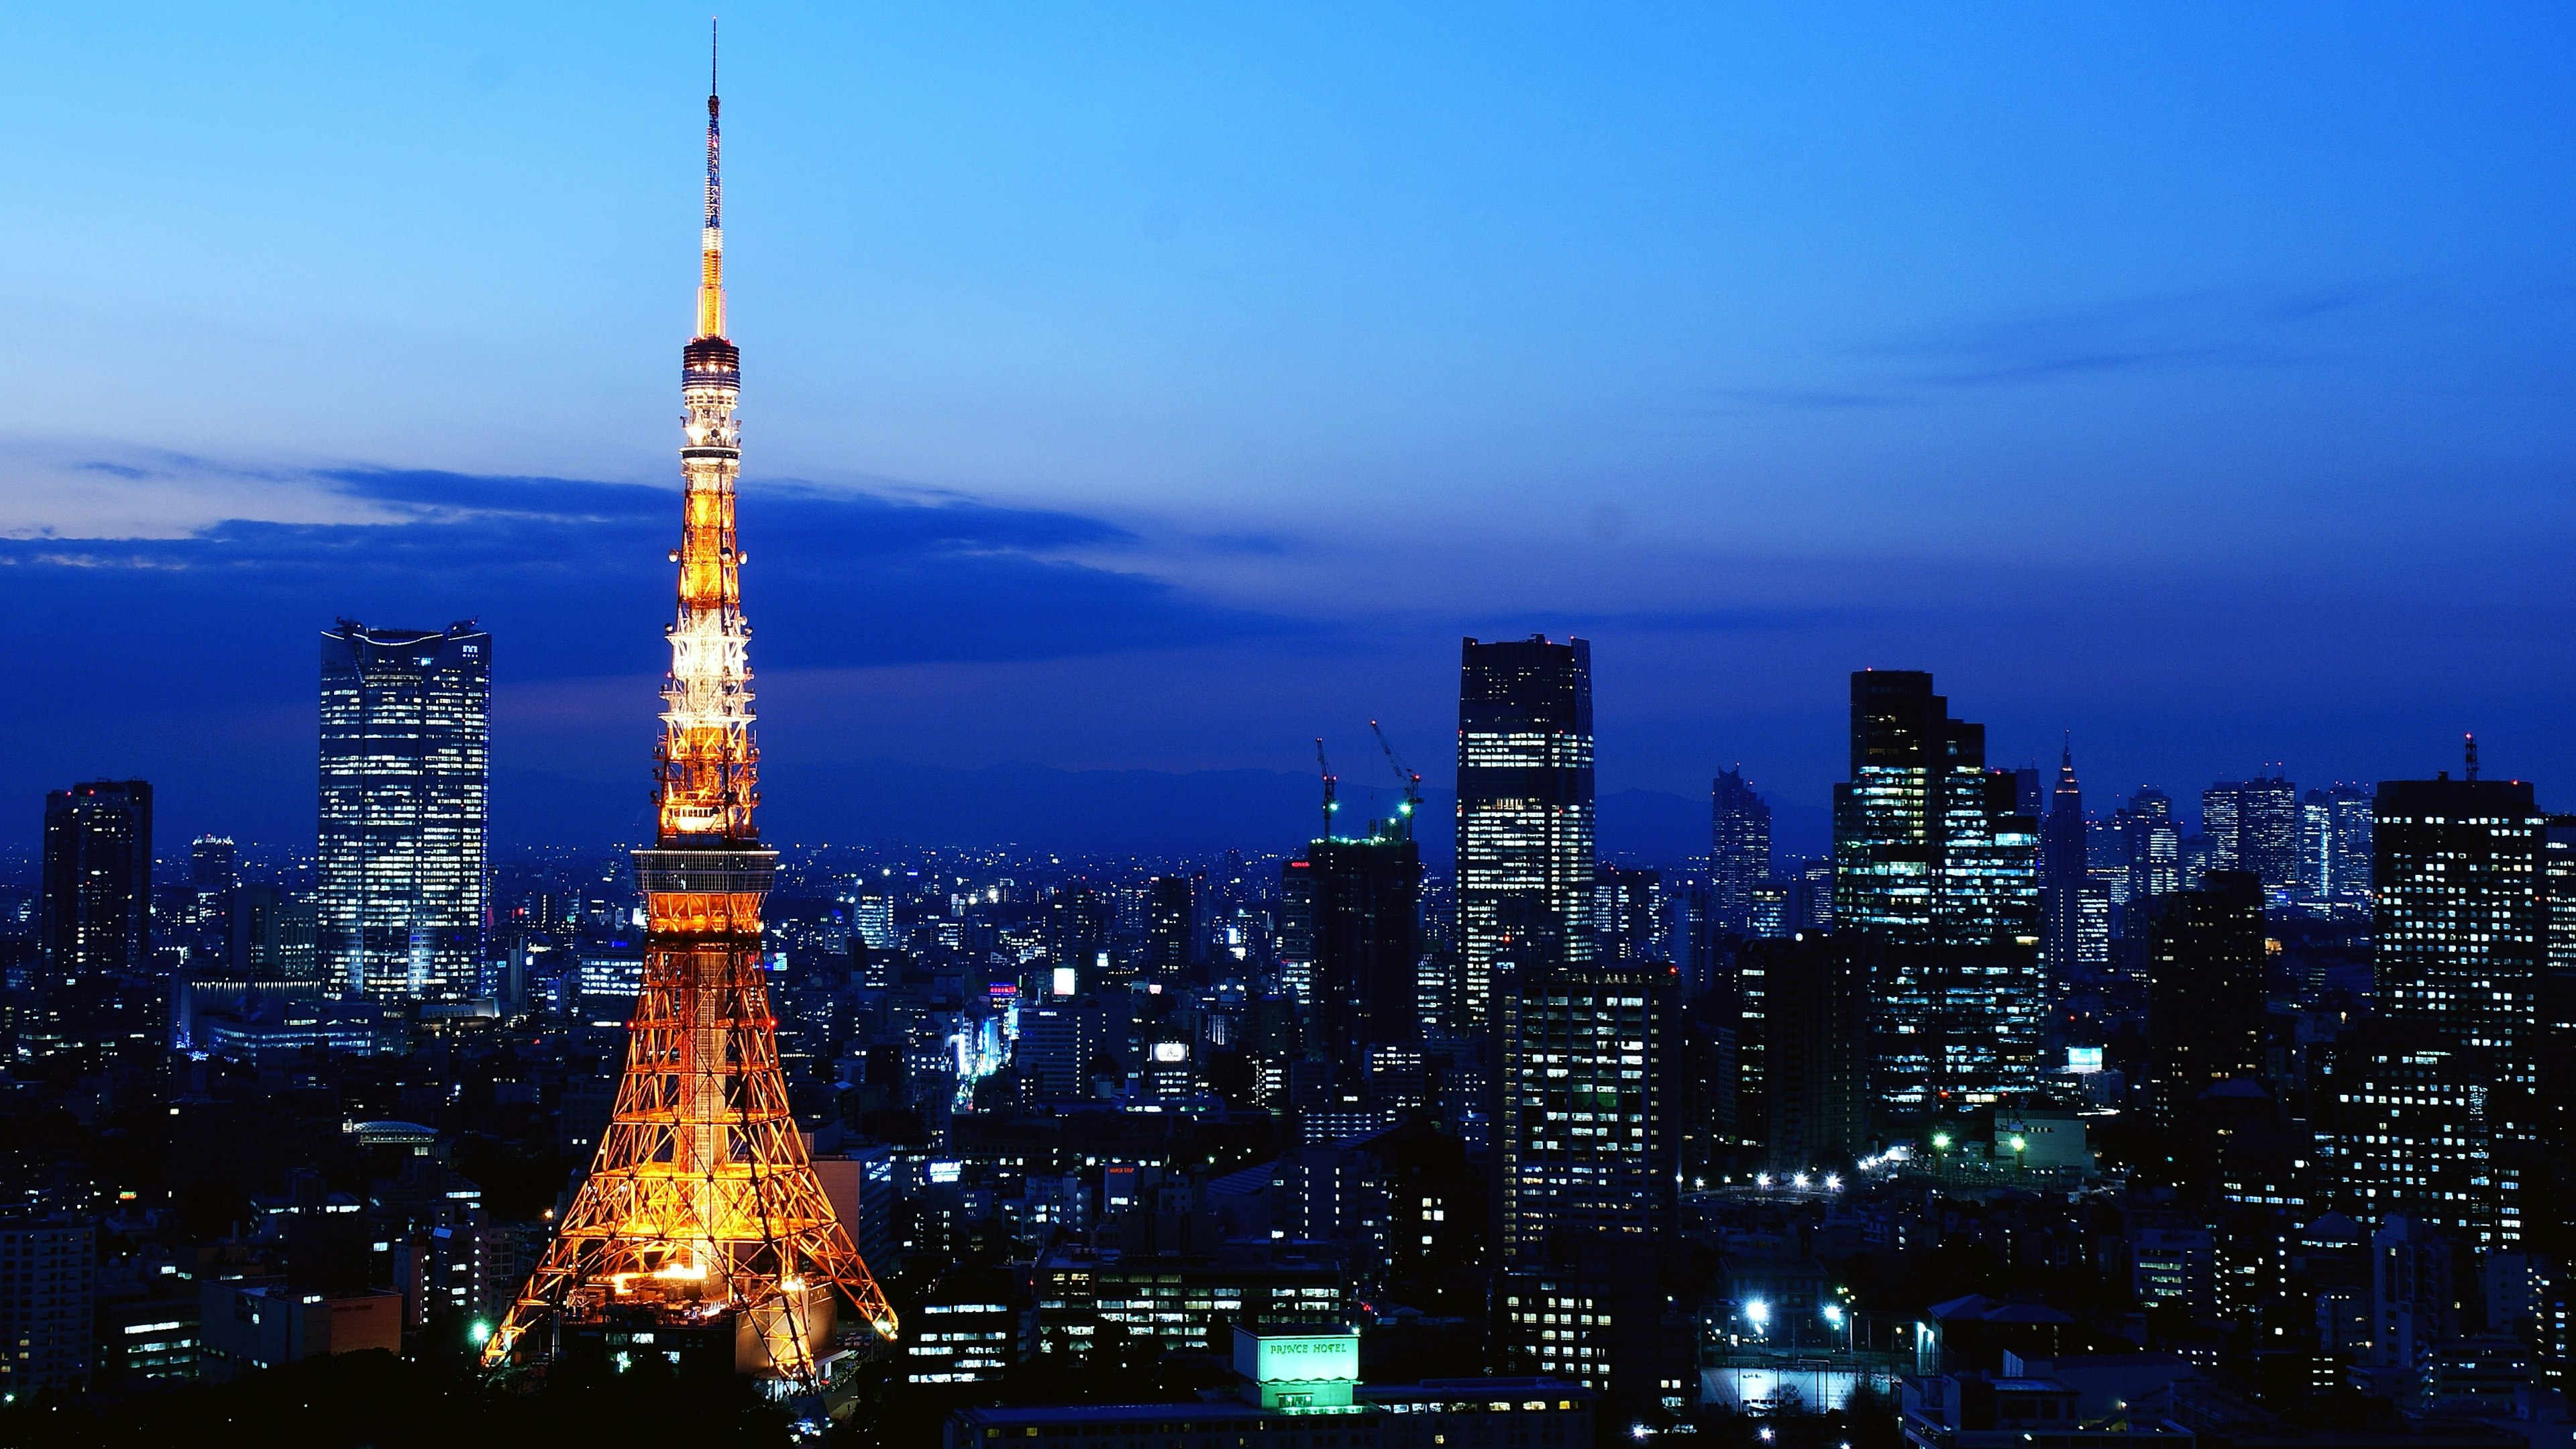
[1498,962,1673,1263]
[38,780,154,979]
[317,620,490,1001]
[1456,636,1596,1033]
[1830,671,2041,1111]
[1711,769,1772,934]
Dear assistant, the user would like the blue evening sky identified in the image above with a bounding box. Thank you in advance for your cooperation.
[6,4,2575,848]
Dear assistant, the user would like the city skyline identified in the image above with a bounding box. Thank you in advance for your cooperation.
[7,6,2576,849]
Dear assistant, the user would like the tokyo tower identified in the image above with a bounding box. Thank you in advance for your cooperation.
[482,32,897,1386]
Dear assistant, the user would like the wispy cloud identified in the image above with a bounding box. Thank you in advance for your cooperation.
[0,468,1312,693]
[1706,280,2411,411]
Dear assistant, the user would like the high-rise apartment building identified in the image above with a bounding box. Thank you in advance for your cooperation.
[1829,671,2041,1110]
[39,780,154,979]
[2143,871,2265,1131]
[1499,961,1672,1263]
[318,620,490,1001]
[2114,788,2183,902]
[1456,636,1595,1032]
[1710,769,1771,934]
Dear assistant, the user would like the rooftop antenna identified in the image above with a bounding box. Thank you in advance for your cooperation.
[2466,732,2480,782]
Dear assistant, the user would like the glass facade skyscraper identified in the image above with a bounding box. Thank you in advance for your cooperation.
[1830,670,2040,1110]
[1456,635,1595,1033]
[318,620,491,1001]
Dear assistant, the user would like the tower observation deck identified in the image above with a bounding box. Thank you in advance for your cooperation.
[482,34,897,1388]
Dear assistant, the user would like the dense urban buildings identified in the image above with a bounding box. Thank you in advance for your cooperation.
[12,39,2576,1449]
[317,619,490,1001]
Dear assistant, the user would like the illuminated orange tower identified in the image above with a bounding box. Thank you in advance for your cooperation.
[483,34,896,1386]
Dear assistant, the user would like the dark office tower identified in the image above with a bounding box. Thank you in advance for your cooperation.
[1275,860,1315,1002]
[1499,961,1672,1263]
[2361,775,2544,1246]
[317,620,490,1001]
[2143,871,2265,1132]
[188,835,237,964]
[1764,936,1872,1171]
[1710,769,1771,933]
[2041,742,2087,993]
[1456,635,1595,1032]
[1145,874,1196,980]
[1831,671,2041,1110]
[1592,866,1664,963]
[1308,833,1424,1058]
[40,781,154,978]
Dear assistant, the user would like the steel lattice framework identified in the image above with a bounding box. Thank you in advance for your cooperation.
[482,38,896,1386]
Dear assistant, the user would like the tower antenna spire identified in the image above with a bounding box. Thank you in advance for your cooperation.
[698,17,725,339]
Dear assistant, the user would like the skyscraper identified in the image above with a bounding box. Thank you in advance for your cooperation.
[39,780,154,979]
[317,620,490,1001]
[1591,865,1664,963]
[2040,741,2086,993]
[1499,961,1673,1262]
[1710,769,1771,934]
[486,54,893,1383]
[1145,874,1196,980]
[1764,935,1873,1170]
[1829,671,2041,1110]
[2204,772,2299,890]
[2143,871,2265,1131]
[1456,635,1595,1032]
[2333,774,2544,1246]
[1306,818,1424,1061]
[189,835,237,966]
[2300,784,2375,906]
[2116,788,2183,901]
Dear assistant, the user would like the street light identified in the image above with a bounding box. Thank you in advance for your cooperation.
[1746,1299,1771,1332]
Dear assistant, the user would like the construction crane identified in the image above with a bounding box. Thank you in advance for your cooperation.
[1315,737,1340,841]
[1369,720,1422,841]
